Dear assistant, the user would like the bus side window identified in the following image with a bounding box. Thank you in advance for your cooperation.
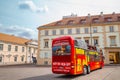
[89,54,94,62]
[74,40,78,47]
[95,55,100,61]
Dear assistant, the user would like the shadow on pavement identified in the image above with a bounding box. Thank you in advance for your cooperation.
[20,74,83,80]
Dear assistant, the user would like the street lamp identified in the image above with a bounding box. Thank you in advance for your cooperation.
[88,13,92,45]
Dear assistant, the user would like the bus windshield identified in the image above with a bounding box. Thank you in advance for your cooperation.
[52,45,71,56]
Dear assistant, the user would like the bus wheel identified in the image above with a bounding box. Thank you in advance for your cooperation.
[87,66,91,74]
[100,64,102,69]
[83,66,87,75]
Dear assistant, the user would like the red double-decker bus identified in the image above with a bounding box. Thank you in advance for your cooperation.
[52,36,104,75]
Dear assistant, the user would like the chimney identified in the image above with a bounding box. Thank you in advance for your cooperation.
[88,13,91,18]
[100,12,103,16]
[63,13,77,19]
[112,12,115,15]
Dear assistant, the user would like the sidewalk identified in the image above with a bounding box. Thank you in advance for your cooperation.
[105,64,120,66]
[0,63,34,67]
[0,63,51,67]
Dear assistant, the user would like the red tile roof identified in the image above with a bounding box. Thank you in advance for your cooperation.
[38,12,120,29]
[0,33,29,45]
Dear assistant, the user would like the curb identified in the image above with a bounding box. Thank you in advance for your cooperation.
[105,64,120,66]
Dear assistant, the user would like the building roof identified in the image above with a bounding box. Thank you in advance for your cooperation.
[38,12,120,29]
[0,33,29,45]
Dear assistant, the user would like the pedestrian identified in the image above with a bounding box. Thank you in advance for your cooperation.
[32,57,37,64]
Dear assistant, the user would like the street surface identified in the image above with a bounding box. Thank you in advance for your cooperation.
[0,65,120,80]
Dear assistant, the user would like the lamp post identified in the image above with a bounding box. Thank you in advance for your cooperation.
[88,13,92,45]
[90,22,92,45]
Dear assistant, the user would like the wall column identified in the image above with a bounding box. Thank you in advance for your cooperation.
[37,30,41,65]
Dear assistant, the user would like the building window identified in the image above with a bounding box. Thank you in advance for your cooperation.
[68,29,72,34]
[110,36,116,46]
[44,61,48,65]
[67,20,74,25]
[44,53,48,59]
[109,26,114,32]
[22,47,24,52]
[105,17,112,22]
[52,30,56,35]
[45,30,48,36]
[85,40,89,44]
[0,57,2,62]
[60,29,64,35]
[14,57,17,62]
[0,44,3,51]
[84,28,89,34]
[34,48,36,53]
[29,47,31,53]
[80,19,86,24]
[94,39,98,46]
[118,17,120,21]
[21,56,24,61]
[92,18,99,23]
[76,28,80,34]
[15,46,18,52]
[56,21,62,25]
[44,40,49,48]
[93,27,97,33]
[8,45,11,51]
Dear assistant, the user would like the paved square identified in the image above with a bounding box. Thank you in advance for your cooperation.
[0,65,120,80]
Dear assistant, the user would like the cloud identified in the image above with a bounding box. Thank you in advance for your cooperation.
[0,24,37,39]
[18,0,48,13]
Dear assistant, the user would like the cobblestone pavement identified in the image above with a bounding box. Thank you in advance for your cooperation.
[0,65,120,80]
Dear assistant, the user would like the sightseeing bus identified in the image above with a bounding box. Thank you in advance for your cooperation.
[52,36,104,75]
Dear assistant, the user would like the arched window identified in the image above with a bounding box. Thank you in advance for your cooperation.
[67,20,74,25]
[80,19,86,24]
[56,21,62,25]
[104,17,112,22]
[92,18,99,23]
[118,17,120,21]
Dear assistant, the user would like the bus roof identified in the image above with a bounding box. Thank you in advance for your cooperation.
[53,36,73,41]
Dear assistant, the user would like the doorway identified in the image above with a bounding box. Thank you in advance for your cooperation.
[0,57,2,62]
[109,52,120,64]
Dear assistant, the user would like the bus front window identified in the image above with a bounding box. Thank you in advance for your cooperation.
[52,45,71,56]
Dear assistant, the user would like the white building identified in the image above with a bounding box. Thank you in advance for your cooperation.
[26,40,38,63]
[0,33,38,65]
[37,12,120,65]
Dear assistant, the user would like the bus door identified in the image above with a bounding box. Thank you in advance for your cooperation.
[89,51,95,70]
[76,55,83,73]
[75,48,84,74]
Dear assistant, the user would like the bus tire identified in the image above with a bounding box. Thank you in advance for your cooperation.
[87,66,91,74]
[83,66,87,75]
[100,64,102,69]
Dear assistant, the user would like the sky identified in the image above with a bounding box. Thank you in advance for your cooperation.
[0,0,120,40]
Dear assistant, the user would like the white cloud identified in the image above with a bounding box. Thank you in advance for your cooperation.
[19,0,48,13]
[48,0,120,16]
[0,24,37,39]
[36,5,48,13]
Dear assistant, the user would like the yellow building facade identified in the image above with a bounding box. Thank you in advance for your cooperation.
[37,12,120,65]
